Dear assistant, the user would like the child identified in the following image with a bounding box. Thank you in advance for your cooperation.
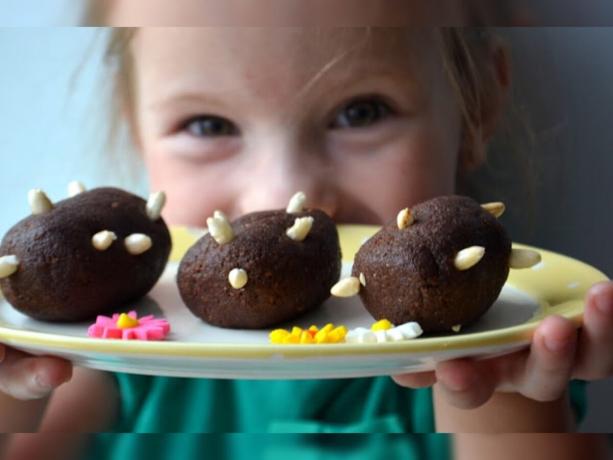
[1,14,612,460]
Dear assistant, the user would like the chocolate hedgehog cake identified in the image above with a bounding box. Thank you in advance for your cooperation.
[330,195,540,333]
[177,192,342,329]
[0,183,171,321]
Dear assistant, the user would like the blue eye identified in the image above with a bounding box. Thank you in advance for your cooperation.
[330,98,393,129]
[184,116,238,137]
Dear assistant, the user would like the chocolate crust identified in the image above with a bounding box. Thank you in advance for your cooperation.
[177,209,341,329]
[0,187,171,321]
[352,195,511,333]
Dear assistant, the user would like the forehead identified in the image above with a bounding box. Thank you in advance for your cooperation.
[131,28,444,105]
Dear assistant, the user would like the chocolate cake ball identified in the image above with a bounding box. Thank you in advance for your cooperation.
[0,185,171,321]
[342,195,539,333]
[177,193,341,329]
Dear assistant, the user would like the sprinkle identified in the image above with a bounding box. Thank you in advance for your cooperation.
[330,277,360,297]
[116,312,139,329]
[0,255,19,279]
[286,216,314,242]
[88,311,170,340]
[453,246,485,271]
[386,328,406,341]
[228,268,248,289]
[146,191,166,221]
[269,323,347,344]
[92,230,117,251]
[371,319,394,331]
[67,181,86,197]
[509,248,541,269]
[28,189,53,215]
[345,328,377,344]
[206,212,234,245]
[394,322,423,339]
[124,234,153,255]
[374,330,388,343]
[347,321,423,343]
[451,324,462,333]
[396,207,414,230]
[481,202,505,218]
[286,191,306,213]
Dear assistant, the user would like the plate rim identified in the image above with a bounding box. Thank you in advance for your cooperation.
[0,224,608,360]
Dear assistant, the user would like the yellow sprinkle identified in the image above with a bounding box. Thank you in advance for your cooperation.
[371,319,394,331]
[269,329,290,344]
[283,334,300,344]
[269,323,349,344]
[314,330,329,343]
[300,331,314,344]
[116,313,139,329]
[329,326,347,342]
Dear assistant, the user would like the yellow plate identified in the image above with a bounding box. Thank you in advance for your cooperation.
[0,225,607,379]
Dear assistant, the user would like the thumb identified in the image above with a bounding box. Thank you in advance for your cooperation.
[0,346,73,400]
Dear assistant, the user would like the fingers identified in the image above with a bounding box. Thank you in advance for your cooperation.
[574,281,613,379]
[433,359,497,409]
[392,370,437,388]
[519,315,577,402]
[427,316,577,409]
[0,347,72,400]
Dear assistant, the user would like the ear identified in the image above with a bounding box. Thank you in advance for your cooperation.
[459,36,511,171]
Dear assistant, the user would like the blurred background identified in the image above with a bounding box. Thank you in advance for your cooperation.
[0,2,612,433]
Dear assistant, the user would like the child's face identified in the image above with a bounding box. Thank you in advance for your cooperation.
[131,28,462,226]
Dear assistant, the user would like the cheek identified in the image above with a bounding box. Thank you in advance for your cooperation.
[335,124,459,223]
[143,147,235,227]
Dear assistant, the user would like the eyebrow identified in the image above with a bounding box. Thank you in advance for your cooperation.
[145,58,423,116]
[146,92,230,113]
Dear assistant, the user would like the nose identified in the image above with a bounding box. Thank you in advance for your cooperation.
[233,144,339,219]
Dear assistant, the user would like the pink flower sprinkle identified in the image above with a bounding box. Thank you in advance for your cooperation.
[87,311,170,341]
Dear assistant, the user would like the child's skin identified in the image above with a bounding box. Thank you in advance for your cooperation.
[1,25,612,460]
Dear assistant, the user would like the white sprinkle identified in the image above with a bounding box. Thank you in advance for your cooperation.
[374,330,388,343]
[347,321,423,343]
[481,201,505,218]
[228,268,248,289]
[359,272,366,287]
[509,248,541,269]
[124,234,152,255]
[214,210,228,221]
[286,191,306,214]
[346,328,377,344]
[92,230,117,251]
[207,212,234,245]
[28,189,53,215]
[67,181,86,197]
[451,324,462,333]
[394,322,423,339]
[286,216,314,242]
[0,255,19,278]
[454,246,485,271]
[396,207,414,230]
[146,191,166,221]
[330,277,360,297]
[386,328,406,341]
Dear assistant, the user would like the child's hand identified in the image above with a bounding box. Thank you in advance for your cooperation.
[0,346,72,400]
[392,281,613,409]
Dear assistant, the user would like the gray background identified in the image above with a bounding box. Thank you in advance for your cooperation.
[0,6,611,433]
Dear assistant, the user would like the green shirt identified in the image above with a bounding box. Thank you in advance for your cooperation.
[89,375,587,460]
